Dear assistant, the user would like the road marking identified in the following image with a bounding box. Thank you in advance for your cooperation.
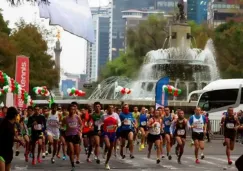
[185,156,222,168]
[140,157,179,170]
[206,156,235,164]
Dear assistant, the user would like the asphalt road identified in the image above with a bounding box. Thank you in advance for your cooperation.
[11,140,242,171]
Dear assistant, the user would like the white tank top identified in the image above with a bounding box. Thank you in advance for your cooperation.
[47,113,59,132]
[192,115,204,133]
[149,120,161,135]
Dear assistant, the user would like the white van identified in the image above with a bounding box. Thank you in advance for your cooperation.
[188,79,243,132]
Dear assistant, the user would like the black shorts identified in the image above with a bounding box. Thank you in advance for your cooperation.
[82,132,92,138]
[192,132,204,141]
[147,134,161,143]
[65,135,81,144]
[120,130,133,140]
[0,149,13,164]
[160,133,165,139]
[60,129,66,137]
[224,131,236,141]
[31,132,43,142]
[139,126,148,131]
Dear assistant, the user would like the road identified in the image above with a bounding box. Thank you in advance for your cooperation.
[11,140,242,171]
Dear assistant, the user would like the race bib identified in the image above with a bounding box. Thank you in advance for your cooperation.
[226,123,234,129]
[95,120,100,126]
[106,125,116,131]
[194,121,203,129]
[48,120,58,126]
[165,120,171,126]
[68,122,77,128]
[141,121,146,126]
[124,119,131,125]
[151,127,160,134]
[177,129,185,136]
[34,124,42,130]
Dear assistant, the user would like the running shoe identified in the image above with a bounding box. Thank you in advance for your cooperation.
[168,155,172,160]
[201,154,205,159]
[228,160,233,165]
[51,158,55,164]
[45,151,48,156]
[95,157,100,164]
[76,161,80,164]
[156,159,160,164]
[24,153,29,162]
[71,166,75,171]
[32,158,36,165]
[29,153,33,158]
[37,157,42,163]
[86,158,91,163]
[42,153,46,159]
[161,155,165,159]
[56,154,61,159]
[130,154,135,159]
[195,159,200,164]
[62,155,67,160]
[105,163,110,170]
[177,156,181,164]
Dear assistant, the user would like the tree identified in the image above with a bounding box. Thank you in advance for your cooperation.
[213,21,243,78]
[10,20,59,93]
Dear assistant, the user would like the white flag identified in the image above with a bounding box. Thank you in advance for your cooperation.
[38,0,95,43]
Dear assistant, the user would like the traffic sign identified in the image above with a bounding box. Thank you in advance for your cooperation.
[83,83,92,88]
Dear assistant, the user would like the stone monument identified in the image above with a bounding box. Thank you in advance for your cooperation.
[53,30,62,98]
[169,0,192,48]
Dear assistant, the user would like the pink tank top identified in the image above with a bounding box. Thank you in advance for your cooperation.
[65,115,79,136]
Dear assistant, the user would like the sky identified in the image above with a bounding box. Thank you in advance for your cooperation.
[1,0,109,74]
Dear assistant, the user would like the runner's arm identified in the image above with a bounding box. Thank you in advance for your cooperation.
[170,121,175,135]
[77,116,83,133]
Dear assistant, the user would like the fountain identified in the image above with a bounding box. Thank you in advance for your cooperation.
[89,1,219,102]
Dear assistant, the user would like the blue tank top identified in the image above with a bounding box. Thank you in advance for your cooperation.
[119,112,135,131]
[163,114,172,133]
[139,114,147,126]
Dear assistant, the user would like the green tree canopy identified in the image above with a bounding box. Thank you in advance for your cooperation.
[214,21,243,78]
[0,12,59,97]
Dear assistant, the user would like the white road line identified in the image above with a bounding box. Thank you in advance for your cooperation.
[140,157,179,170]
[206,156,235,164]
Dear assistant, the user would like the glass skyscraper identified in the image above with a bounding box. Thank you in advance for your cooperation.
[187,0,209,24]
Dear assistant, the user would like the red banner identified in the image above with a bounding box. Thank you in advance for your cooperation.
[227,0,243,4]
[15,56,29,108]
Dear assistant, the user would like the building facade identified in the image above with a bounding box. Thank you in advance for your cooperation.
[86,7,111,82]
[187,0,208,24]
[208,0,243,28]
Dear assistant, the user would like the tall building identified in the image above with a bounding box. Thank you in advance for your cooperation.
[187,0,209,24]
[86,7,111,82]
[208,0,243,28]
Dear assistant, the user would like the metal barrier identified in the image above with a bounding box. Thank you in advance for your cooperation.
[210,119,223,134]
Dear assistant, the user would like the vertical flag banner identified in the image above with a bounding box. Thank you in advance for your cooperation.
[15,56,29,108]
[155,77,169,109]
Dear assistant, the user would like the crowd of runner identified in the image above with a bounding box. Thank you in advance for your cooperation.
[0,102,242,171]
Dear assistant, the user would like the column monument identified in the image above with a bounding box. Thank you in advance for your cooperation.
[53,30,62,98]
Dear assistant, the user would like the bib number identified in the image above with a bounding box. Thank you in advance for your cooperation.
[68,122,77,128]
[141,121,146,126]
[48,120,57,126]
[106,125,116,132]
[194,121,203,129]
[34,124,42,130]
[226,123,234,129]
[177,129,185,136]
[165,120,171,126]
[124,119,131,125]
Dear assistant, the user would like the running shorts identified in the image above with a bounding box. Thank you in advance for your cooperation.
[102,132,116,142]
[65,135,81,144]
[82,132,92,138]
[120,130,133,140]
[139,126,148,131]
[46,130,60,140]
[192,132,204,141]
[147,134,161,143]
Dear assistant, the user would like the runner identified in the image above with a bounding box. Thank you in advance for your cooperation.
[46,103,60,163]
[188,107,207,164]
[138,106,148,151]
[132,106,140,145]
[27,105,46,165]
[19,116,30,162]
[81,107,94,162]
[98,105,121,170]
[63,104,82,171]
[221,107,240,165]
[147,109,162,164]
[0,107,24,171]
[163,106,174,160]
[119,104,136,159]
[91,102,103,164]
[171,110,187,164]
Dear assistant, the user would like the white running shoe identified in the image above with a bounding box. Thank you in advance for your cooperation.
[105,163,110,170]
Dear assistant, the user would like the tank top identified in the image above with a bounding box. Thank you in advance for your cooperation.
[139,113,147,126]
[46,113,59,133]
[103,113,119,133]
[163,114,172,133]
[175,119,186,137]
[82,113,93,133]
[65,115,80,136]
[192,115,204,133]
[148,118,161,135]
[224,116,236,134]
